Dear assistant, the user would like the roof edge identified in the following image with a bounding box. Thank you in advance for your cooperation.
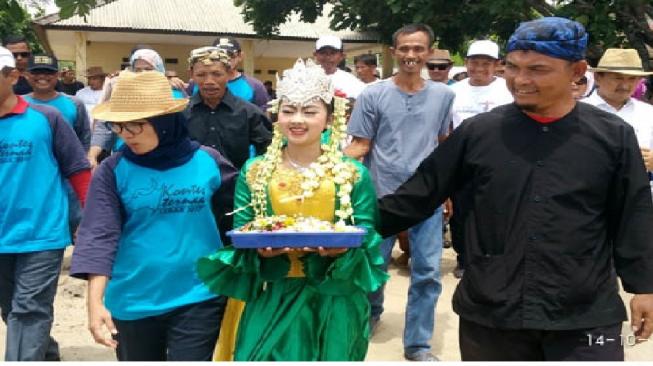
[34,0,115,25]
[36,25,381,43]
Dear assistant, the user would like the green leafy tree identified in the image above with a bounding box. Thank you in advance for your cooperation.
[0,0,43,51]
[232,0,653,68]
[50,0,653,68]
[54,0,100,19]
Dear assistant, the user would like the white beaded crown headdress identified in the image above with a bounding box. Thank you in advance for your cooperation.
[250,58,355,223]
[275,58,334,106]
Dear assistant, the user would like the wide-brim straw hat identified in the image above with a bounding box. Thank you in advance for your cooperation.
[589,48,653,76]
[92,70,188,122]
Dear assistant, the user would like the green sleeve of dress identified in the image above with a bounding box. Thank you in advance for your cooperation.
[305,159,389,295]
[197,158,290,301]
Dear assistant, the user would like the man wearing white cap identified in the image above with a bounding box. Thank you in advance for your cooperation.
[583,48,653,195]
[448,39,514,279]
[0,46,91,361]
[450,40,514,129]
[314,35,365,98]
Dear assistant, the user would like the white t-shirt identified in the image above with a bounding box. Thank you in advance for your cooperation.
[75,86,104,125]
[582,92,653,149]
[329,69,366,99]
[450,77,513,129]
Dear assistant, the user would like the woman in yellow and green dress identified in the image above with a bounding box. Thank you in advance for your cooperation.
[196,59,387,361]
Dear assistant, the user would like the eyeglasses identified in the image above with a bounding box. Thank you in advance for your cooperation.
[106,121,146,135]
[12,52,31,59]
[426,62,451,71]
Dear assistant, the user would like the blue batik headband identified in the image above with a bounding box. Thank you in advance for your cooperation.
[506,17,588,61]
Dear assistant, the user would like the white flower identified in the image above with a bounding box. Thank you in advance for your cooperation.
[339,195,351,205]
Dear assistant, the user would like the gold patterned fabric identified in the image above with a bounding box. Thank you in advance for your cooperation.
[269,165,336,277]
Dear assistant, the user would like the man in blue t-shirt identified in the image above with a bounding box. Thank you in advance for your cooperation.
[23,55,90,150]
[213,37,270,110]
[2,35,63,95]
[23,54,91,239]
[0,46,91,361]
[187,38,270,111]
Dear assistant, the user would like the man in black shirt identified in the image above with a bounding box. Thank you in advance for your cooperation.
[2,35,62,96]
[378,17,653,361]
[3,35,33,95]
[59,67,84,95]
[184,46,271,170]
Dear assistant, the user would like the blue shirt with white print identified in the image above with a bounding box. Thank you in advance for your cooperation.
[70,147,237,321]
[0,99,90,253]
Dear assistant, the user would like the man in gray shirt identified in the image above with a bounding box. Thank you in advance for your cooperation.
[345,24,454,362]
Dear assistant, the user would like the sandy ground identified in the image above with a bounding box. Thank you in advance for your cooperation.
[0,245,652,361]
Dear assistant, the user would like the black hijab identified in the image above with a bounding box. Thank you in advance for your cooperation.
[121,112,200,170]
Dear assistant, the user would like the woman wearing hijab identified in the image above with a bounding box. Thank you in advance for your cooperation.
[70,71,237,361]
[88,48,187,168]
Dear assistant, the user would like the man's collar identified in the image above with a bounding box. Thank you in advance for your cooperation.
[190,92,204,106]
[192,89,236,111]
[592,91,634,111]
[29,91,61,102]
[3,96,28,117]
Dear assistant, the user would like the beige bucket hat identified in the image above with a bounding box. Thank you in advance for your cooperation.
[85,66,107,78]
[429,49,453,63]
[92,70,188,122]
[589,48,653,76]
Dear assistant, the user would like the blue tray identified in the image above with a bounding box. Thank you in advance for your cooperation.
[227,228,367,249]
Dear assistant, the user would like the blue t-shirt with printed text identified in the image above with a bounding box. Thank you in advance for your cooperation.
[105,149,224,320]
[0,103,88,253]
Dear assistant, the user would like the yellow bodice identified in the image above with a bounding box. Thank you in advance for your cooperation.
[268,165,336,221]
[268,165,336,277]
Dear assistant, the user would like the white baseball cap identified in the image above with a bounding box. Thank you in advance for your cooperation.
[316,35,343,51]
[467,40,499,59]
[0,46,16,69]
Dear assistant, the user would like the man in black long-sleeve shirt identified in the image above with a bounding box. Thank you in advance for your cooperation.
[378,17,653,361]
[184,46,271,170]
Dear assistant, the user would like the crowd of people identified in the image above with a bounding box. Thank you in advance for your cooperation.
[1,15,653,362]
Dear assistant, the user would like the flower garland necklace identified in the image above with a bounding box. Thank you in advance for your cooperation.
[251,96,357,224]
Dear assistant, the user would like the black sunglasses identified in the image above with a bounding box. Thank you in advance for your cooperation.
[12,52,31,59]
[106,121,146,135]
[426,62,451,71]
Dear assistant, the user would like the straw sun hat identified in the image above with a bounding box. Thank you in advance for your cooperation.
[589,48,653,76]
[92,70,188,122]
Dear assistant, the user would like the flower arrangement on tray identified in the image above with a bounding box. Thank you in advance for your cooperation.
[239,215,361,233]
[228,215,366,249]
